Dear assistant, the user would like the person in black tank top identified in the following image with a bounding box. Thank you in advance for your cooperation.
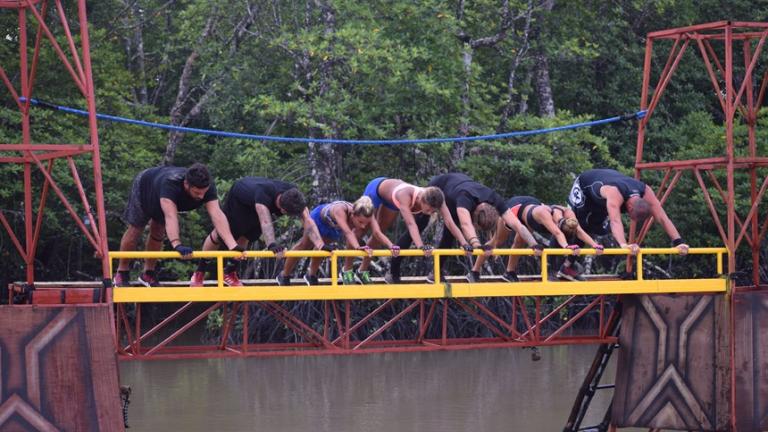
[389,173,541,283]
[113,163,242,288]
[190,177,326,287]
[566,169,688,255]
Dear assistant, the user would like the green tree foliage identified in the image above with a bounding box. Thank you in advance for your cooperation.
[0,1,766,291]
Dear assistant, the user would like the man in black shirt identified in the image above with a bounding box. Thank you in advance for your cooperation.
[389,173,539,283]
[113,163,241,287]
[190,177,325,286]
[562,168,689,279]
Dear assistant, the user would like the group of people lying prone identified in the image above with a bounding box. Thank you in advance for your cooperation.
[112,164,689,287]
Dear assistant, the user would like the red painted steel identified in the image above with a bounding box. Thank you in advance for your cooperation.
[114,295,619,360]
[0,0,110,291]
[634,21,768,432]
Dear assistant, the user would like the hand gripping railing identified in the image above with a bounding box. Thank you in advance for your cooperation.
[109,247,728,303]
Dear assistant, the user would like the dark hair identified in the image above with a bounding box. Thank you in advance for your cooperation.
[473,203,499,232]
[279,188,306,216]
[421,187,444,209]
[630,198,651,223]
[185,163,211,188]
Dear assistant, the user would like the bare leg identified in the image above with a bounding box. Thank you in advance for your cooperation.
[308,236,332,276]
[359,207,398,271]
[117,224,145,272]
[281,235,314,277]
[472,228,511,273]
[143,220,165,272]
[506,235,527,272]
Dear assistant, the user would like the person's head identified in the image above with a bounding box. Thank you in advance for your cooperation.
[558,217,579,239]
[183,163,211,201]
[626,196,651,223]
[418,187,444,215]
[473,203,499,232]
[277,188,306,217]
[350,196,375,230]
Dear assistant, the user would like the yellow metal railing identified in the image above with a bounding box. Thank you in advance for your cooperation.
[109,247,728,303]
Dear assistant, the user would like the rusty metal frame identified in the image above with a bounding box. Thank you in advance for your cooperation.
[0,0,110,288]
[115,295,619,360]
[632,21,768,432]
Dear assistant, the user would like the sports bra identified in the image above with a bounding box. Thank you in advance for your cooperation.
[320,201,353,228]
[391,183,426,214]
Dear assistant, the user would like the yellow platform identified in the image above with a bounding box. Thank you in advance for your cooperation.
[110,247,728,303]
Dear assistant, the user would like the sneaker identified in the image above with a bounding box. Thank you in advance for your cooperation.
[556,265,585,281]
[426,271,445,284]
[501,271,520,283]
[276,274,291,286]
[355,270,373,284]
[384,271,401,284]
[340,270,356,285]
[138,270,158,287]
[190,271,205,287]
[113,271,130,287]
[224,271,243,287]
[466,271,481,283]
[304,273,319,286]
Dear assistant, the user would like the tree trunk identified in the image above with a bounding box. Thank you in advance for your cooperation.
[532,0,555,118]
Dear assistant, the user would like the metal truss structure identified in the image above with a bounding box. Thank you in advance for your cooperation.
[109,247,725,360]
[0,0,110,291]
[633,21,768,287]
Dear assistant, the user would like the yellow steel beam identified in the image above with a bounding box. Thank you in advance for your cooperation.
[113,278,726,303]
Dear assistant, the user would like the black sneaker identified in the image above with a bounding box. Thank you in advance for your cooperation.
[137,270,158,287]
[501,271,519,283]
[303,273,319,286]
[466,271,481,283]
[276,274,291,286]
[384,271,401,284]
[556,264,585,281]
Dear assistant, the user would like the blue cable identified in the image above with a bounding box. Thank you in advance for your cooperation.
[21,97,646,145]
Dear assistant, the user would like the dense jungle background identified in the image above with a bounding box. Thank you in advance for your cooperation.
[1,0,767,301]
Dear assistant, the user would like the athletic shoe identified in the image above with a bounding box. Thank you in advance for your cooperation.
[426,271,445,284]
[138,270,159,287]
[340,270,356,285]
[276,274,291,286]
[224,271,243,287]
[304,273,319,286]
[355,270,373,284]
[501,271,520,283]
[556,265,585,281]
[384,271,401,284]
[190,271,205,287]
[113,271,130,287]
[466,271,481,283]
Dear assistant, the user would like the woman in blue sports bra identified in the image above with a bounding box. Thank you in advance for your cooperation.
[282,196,400,286]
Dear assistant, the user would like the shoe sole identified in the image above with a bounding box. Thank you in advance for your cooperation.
[137,277,156,288]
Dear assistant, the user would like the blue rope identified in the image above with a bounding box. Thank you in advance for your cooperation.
[22,97,646,145]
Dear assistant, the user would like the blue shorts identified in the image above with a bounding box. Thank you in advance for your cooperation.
[363,177,398,211]
[310,204,342,242]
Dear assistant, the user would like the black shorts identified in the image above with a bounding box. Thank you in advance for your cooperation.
[221,196,262,242]
[122,169,152,228]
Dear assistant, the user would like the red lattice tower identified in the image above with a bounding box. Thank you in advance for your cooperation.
[633,21,768,289]
[0,0,109,294]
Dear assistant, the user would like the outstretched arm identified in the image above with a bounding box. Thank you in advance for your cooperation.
[205,200,238,249]
[160,198,182,247]
[300,208,325,249]
[500,210,537,248]
[643,186,688,254]
[332,207,363,249]
[603,187,638,255]
[439,204,469,247]
[535,207,568,248]
[255,203,278,246]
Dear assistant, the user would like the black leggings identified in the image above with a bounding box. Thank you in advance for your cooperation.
[389,215,462,277]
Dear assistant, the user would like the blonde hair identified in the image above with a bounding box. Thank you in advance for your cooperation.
[353,196,375,217]
[558,217,579,238]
